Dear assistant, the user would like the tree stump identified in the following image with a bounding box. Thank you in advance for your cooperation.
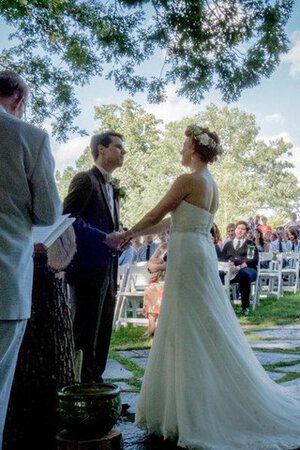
[56,428,123,450]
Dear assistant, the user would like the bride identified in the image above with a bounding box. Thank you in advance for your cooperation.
[122,125,300,450]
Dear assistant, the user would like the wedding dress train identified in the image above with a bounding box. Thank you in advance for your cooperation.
[135,201,300,450]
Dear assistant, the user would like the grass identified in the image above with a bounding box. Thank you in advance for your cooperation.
[108,292,300,388]
[110,292,300,352]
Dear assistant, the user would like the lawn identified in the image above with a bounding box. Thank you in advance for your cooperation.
[110,292,300,353]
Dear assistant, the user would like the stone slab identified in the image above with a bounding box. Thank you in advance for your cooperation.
[273,363,300,373]
[249,340,300,350]
[119,392,140,415]
[117,382,133,391]
[118,349,150,359]
[249,328,300,340]
[266,371,285,381]
[128,358,148,370]
[281,377,300,387]
[253,351,300,366]
[103,359,133,380]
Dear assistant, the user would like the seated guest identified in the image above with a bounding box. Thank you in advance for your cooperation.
[254,228,268,252]
[247,217,256,230]
[222,222,236,246]
[264,230,272,247]
[136,234,159,262]
[258,215,272,236]
[247,228,254,241]
[283,212,300,229]
[119,227,137,265]
[142,242,168,336]
[288,229,300,252]
[254,214,261,230]
[211,223,223,257]
[269,228,291,253]
[119,244,137,265]
[132,236,142,250]
[220,220,258,316]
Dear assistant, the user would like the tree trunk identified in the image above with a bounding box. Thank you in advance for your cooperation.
[3,253,75,450]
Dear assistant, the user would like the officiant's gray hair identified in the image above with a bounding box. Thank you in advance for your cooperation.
[90,131,124,160]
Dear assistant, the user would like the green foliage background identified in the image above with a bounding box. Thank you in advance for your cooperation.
[0,0,295,140]
[56,100,300,235]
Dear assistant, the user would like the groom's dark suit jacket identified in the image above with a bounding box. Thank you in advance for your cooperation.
[63,165,120,382]
[64,166,120,280]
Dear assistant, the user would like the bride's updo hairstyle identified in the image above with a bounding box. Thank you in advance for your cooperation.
[185,124,223,163]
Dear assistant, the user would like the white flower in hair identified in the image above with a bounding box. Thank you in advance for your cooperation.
[187,124,223,154]
[199,133,210,147]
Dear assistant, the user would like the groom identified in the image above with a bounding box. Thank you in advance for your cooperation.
[63,131,125,383]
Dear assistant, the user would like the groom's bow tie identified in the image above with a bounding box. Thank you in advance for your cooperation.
[102,172,112,183]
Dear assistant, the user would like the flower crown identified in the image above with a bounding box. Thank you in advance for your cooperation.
[187,124,223,154]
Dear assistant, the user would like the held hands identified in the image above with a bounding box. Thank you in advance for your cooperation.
[105,232,124,249]
[104,231,133,250]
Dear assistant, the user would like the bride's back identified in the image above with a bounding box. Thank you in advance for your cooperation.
[184,169,219,215]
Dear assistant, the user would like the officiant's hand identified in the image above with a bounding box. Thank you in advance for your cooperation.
[105,232,124,249]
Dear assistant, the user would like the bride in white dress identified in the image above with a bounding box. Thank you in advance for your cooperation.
[122,125,300,450]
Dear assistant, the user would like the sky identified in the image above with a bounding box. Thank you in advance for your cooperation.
[1,4,300,183]
[51,3,300,184]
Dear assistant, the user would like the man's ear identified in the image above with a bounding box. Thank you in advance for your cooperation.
[12,93,25,115]
[11,92,22,108]
[98,144,106,155]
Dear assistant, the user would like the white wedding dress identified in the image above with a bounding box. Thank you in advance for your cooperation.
[135,201,300,450]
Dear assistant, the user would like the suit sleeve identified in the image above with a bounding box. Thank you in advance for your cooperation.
[30,133,62,225]
[63,172,107,242]
[63,172,92,216]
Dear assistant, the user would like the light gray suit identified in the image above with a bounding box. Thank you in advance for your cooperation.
[0,105,62,447]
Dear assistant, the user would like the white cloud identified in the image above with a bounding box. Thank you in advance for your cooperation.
[258,131,292,143]
[263,113,285,125]
[145,85,201,124]
[282,31,300,77]
[53,135,90,172]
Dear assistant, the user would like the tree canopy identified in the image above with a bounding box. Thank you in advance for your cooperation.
[56,99,300,232]
[0,0,295,140]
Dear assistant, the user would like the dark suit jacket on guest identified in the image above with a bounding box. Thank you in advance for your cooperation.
[220,239,258,269]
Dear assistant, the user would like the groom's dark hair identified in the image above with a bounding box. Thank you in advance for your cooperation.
[90,130,124,160]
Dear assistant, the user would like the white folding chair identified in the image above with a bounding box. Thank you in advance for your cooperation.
[281,252,300,294]
[114,262,152,330]
[218,261,231,300]
[253,252,283,309]
[113,264,130,330]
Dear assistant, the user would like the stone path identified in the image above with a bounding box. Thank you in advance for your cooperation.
[103,324,300,449]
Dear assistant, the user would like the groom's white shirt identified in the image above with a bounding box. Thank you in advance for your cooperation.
[0,105,62,319]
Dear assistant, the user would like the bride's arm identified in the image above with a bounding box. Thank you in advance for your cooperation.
[131,217,171,237]
[126,174,191,238]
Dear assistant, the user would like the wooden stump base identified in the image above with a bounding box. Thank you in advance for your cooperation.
[56,428,123,450]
